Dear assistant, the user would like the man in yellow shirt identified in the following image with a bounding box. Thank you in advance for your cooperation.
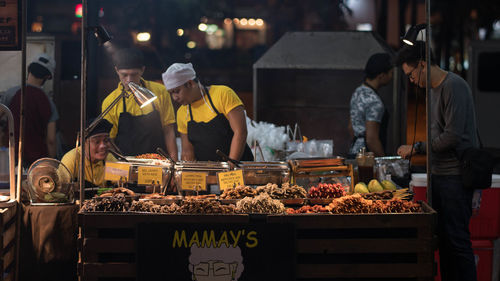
[101,48,177,159]
[162,63,253,162]
[61,119,116,188]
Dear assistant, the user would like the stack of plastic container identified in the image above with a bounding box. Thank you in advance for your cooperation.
[410,174,500,281]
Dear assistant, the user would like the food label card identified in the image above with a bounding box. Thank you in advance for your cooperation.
[181,172,207,191]
[104,162,130,182]
[138,166,163,185]
[217,169,244,191]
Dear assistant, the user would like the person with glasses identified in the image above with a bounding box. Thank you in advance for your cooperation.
[61,119,116,188]
[348,53,393,157]
[162,63,253,163]
[395,41,478,281]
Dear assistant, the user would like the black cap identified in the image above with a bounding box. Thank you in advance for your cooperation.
[87,119,113,138]
[364,53,393,78]
[113,48,144,70]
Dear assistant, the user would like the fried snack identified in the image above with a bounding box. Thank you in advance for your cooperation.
[235,193,285,214]
[81,193,129,212]
[177,198,235,214]
[220,186,257,199]
[326,194,422,214]
[307,183,345,199]
[255,183,307,199]
[99,187,136,197]
[129,200,179,213]
[135,153,166,160]
[287,204,329,214]
[361,190,394,200]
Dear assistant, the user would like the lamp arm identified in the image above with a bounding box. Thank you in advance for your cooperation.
[85,90,129,137]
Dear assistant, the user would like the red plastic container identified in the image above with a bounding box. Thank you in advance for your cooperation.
[410,173,428,203]
[411,174,500,239]
[469,175,500,239]
[434,240,494,281]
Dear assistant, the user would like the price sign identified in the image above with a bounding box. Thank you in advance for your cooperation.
[217,169,244,191]
[138,166,163,185]
[104,162,130,182]
[181,172,207,191]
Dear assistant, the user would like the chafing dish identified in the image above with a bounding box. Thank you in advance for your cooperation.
[174,161,230,190]
[113,157,174,188]
[239,161,290,185]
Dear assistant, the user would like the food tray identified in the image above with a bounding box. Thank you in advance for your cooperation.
[218,199,240,205]
[280,198,306,205]
[139,196,182,205]
[94,195,140,201]
[307,198,334,205]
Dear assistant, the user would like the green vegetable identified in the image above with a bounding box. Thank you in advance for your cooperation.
[97,187,112,195]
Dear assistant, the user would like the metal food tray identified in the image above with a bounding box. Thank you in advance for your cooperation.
[307,198,334,205]
[138,197,182,205]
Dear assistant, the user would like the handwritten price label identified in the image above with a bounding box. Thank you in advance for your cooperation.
[181,172,207,191]
[217,169,245,191]
[104,162,130,182]
[138,166,163,185]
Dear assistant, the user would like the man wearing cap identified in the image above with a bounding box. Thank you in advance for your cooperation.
[348,53,393,157]
[162,63,253,162]
[101,48,177,159]
[5,53,58,167]
[61,119,116,188]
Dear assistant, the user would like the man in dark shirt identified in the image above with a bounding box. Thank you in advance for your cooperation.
[9,54,55,168]
[395,41,478,281]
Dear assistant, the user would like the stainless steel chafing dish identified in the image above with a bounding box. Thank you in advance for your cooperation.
[174,161,230,188]
[239,161,290,186]
[113,157,174,187]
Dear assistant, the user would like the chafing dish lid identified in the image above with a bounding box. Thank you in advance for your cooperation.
[174,161,230,171]
[239,161,289,171]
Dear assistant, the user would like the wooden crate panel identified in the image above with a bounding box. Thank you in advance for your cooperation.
[79,213,249,228]
[81,263,136,277]
[297,238,433,253]
[3,221,15,249]
[0,205,17,228]
[82,238,135,262]
[297,263,433,278]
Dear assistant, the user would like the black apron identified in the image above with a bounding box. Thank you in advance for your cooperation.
[115,83,167,156]
[187,86,253,162]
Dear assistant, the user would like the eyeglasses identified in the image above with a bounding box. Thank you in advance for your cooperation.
[405,66,420,83]
[193,261,234,277]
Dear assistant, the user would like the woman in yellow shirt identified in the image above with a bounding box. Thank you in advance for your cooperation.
[162,63,253,162]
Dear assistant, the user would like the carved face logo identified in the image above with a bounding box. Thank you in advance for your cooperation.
[188,245,244,281]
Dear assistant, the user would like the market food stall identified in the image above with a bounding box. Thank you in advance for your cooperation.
[76,154,436,281]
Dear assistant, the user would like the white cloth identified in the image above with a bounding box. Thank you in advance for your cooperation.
[31,53,56,78]
[162,62,196,90]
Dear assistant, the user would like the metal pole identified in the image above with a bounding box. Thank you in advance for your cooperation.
[15,1,27,279]
[80,0,88,204]
[425,0,432,205]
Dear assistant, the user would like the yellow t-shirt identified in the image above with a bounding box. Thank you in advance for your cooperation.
[60,147,117,187]
[176,85,243,134]
[102,79,176,138]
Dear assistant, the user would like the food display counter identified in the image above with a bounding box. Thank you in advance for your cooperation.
[77,160,437,281]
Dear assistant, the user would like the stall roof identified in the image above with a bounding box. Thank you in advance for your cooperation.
[254,31,392,70]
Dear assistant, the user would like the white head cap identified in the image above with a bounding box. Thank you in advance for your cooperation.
[162,63,196,90]
[31,53,56,79]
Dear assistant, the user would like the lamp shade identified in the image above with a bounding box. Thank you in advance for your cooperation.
[92,25,112,46]
[402,24,426,46]
[128,82,157,108]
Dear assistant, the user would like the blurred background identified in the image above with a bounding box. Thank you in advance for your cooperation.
[1,0,500,158]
